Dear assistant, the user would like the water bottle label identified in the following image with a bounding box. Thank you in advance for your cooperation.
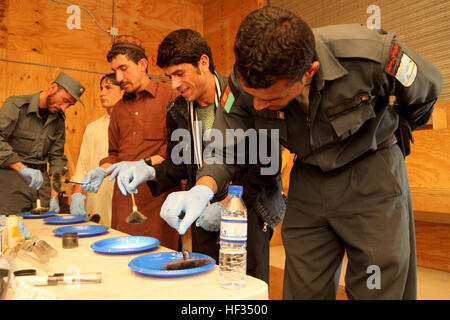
[220,218,247,243]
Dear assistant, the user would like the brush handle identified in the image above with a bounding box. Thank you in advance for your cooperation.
[36,189,41,207]
[64,179,82,185]
[180,234,189,260]
[131,192,137,207]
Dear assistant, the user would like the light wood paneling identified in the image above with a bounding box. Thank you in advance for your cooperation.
[0,0,205,185]
[204,0,264,76]
[415,220,450,272]
[433,102,450,129]
[3,0,203,73]
[269,265,284,300]
[411,187,450,214]
[406,128,450,190]
[0,0,6,48]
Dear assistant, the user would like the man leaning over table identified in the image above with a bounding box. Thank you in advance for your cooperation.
[69,73,124,227]
[0,72,85,215]
[80,35,180,250]
[158,7,442,299]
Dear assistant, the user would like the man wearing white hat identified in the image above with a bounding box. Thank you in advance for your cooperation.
[0,72,85,214]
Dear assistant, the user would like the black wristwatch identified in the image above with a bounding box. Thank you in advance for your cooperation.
[143,157,152,166]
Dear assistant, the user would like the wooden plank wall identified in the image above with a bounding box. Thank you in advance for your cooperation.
[204,0,265,76]
[0,0,204,184]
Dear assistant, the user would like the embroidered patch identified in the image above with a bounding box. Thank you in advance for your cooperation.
[385,42,400,75]
[221,85,235,113]
[395,53,417,87]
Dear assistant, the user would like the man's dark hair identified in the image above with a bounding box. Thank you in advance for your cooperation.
[234,6,315,88]
[106,47,148,70]
[100,73,120,86]
[157,28,215,72]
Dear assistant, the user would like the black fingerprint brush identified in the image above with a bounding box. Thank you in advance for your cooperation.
[163,234,212,270]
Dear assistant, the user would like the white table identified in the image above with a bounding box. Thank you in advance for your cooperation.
[4,217,268,300]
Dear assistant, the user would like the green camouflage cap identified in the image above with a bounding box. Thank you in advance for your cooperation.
[54,72,86,105]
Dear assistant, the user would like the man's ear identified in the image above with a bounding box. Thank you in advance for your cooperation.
[138,58,149,73]
[304,61,320,79]
[48,82,59,94]
[198,54,210,73]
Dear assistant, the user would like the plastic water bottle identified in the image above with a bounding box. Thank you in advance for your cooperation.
[6,215,19,249]
[219,185,247,289]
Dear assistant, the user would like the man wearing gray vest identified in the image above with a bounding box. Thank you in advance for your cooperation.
[0,72,85,214]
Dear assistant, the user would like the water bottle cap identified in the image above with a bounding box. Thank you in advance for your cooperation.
[228,185,243,196]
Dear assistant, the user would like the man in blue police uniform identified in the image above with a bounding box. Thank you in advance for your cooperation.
[158,7,442,299]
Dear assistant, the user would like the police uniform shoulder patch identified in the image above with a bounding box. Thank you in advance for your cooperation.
[395,53,417,87]
[221,85,235,113]
[385,41,417,87]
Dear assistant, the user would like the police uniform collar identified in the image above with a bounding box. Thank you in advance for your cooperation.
[313,38,348,90]
[27,92,63,121]
[25,92,41,115]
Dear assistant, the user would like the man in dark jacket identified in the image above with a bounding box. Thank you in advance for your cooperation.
[107,29,286,284]
[158,7,442,299]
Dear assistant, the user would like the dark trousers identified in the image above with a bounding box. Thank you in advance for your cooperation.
[282,144,417,299]
[192,206,273,284]
[0,168,51,214]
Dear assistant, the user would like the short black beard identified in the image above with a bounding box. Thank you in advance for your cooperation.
[46,91,58,114]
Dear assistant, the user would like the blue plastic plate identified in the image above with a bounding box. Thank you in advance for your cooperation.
[91,236,160,254]
[17,211,56,219]
[52,224,109,237]
[128,252,215,278]
[44,215,88,225]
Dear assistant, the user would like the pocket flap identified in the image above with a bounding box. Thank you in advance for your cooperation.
[12,130,34,140]
[328,95,375,137]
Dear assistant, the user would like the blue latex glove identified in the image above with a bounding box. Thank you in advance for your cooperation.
[160,185,214,235]
[18,166,43,189]
[70,193,87,216]
[19,218,31,239]
[80,167,107,193]
[106,160,146,181]
[115,165,156,196]
[195,202,224,232]
[49,198,60,213]
[0,215,31,240]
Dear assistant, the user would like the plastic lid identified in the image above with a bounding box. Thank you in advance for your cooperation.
[228,185,243,196]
